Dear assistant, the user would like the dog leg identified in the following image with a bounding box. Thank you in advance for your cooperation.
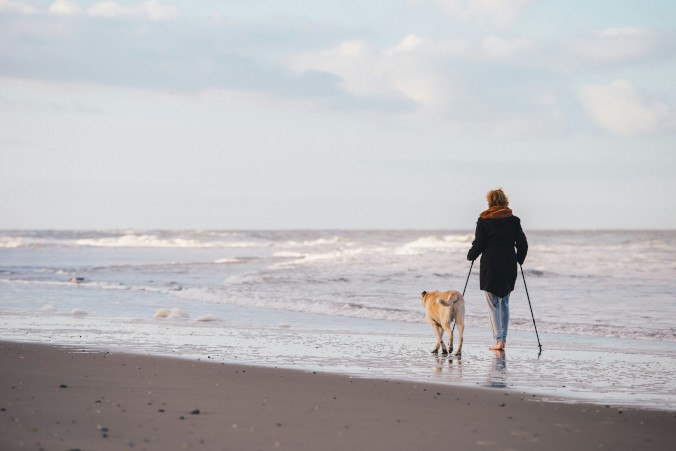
[454,319,464,356]
[442,322,453,355]
[430,323,446,354]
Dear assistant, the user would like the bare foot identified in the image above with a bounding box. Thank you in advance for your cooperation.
[489,341,504,350]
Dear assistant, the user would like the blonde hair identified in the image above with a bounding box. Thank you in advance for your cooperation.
[487,188,509,207]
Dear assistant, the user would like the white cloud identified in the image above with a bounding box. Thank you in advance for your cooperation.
[0,0,39,14]
[578,80,671,136]
[418,0,540,28]
[288,34,468,109]
[49,0,85,17]
[581,27,660,61]
[88,0,178,21]
[553,27,666,70]
[482,35,535,59]
[532,91,560,110]
[490,113,535,138]
[0,0,178,21]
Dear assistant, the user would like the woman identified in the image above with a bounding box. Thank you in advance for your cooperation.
[467,188,528,351]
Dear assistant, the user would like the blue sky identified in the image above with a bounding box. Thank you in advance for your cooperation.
[1,0,674,229]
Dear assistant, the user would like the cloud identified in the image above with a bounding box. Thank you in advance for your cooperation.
[417,0,540,28]
[87,0,178,21]
[1,0,178,21]
[0,0,39,14]
[482,35,535,59]
[286,33,573,137]
[48,0,85,17]
[578,80,672,136]
[288,34,468,109]
[552,27,674,70]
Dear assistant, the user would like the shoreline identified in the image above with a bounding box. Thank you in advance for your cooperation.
[1,341,674,450]
[3,310,675,411]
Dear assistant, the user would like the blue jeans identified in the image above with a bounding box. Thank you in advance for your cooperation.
[485,291,509,342]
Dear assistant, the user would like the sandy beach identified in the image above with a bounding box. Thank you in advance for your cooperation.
[1,341,673,451]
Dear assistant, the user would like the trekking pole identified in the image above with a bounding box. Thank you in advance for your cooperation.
[452,260,474,333]
[520,264,543,355]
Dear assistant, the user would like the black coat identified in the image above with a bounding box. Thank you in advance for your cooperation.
[467,214,528,298]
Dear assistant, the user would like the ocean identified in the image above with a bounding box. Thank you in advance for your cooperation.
[1,229,675,410]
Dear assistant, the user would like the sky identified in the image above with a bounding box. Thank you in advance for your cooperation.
[0,0,674,230]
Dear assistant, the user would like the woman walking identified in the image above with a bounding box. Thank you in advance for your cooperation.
[467,188,528,351]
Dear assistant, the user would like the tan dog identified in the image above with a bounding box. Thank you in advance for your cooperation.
[421,290,465,356]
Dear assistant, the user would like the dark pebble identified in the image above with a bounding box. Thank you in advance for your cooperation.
[179,416,185,420]
[1,408,6,412]
[499,403,506,407]
[102,433,108,438]
[190,409,200,415]
[276,423,282,427]
[158,409,165,413]
[60,385,68,388]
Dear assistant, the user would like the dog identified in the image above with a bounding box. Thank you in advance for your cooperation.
[421,290,465,356]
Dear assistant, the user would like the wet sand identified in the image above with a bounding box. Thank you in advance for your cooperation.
[1,341,674,450]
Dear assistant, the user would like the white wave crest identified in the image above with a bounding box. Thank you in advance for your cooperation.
[271,248,367,268]
[196,313,222,322]
[78,235,202,248]
[214,258,243,264]
[395,234,473,255]
[153,307,190,319]
[0,239,27,248]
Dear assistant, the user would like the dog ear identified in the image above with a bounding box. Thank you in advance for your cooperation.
[421,291,427,297]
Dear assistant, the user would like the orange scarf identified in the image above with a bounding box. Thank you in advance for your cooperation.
[480,206,513,219]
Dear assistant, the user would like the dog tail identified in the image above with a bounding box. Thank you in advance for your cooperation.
[436,293,458,306]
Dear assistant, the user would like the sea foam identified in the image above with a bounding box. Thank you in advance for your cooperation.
[195,314,222,322]
[153,307,190,319]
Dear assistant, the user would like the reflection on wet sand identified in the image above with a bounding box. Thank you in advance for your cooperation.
[432,354,463,381]
[486,350,507,388]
